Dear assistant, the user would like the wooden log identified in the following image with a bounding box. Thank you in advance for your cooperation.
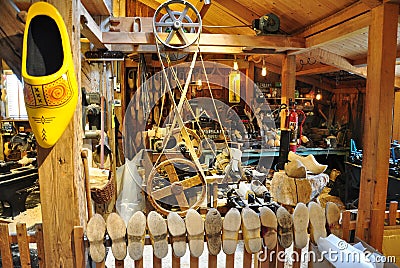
[37,0,86,267]
[35,224,46,268]
[271,172,329,206]
[0,223,13,268]
[356,2,399,251]
[16,223,31,268]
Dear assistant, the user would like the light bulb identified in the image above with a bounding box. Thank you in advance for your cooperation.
[262,66,267,76]
[233,60,238,71]
[196,79,202,86]
[316,93,322,100]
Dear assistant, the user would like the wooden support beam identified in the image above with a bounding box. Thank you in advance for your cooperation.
[296,65,339,76]
[136,0,163,13]
[260,61,335,92]
[281,55,296,107]
[360,0,383,8]
[102,32,305,50]
[305,48,368,77]
[39,0,86,267]
[298,1,371,38]
[0,0,25,79]
[353,49,400,67]
[305,13,371,48]
[80,2,110,50]
[356,2,399,251]
[393,91,400,141]
[199,1,211,19]
[212,0,259,25]
[81,0,111,16]
[110,44,254,54]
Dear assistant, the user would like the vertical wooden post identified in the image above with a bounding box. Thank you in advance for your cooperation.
[35,223,46,267]
[72,226,85,268]
[0,223,13,267]
[281,54,296,106]
[393,91,400,141]
[356,2,399,251]
[246,61,255,102]
[16,223,31,268]
[37,0,86,267]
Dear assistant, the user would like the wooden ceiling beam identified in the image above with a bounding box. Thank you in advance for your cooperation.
[102,32,305,50]
[199,2,211,20]
[136,0,163,13]
[297,1,371,38]
[212,0,258,25]
[80,3,110,50]
[253,61,335,92]
[305,48,367,77]
[360,0,383,8]
[296,65,339,76]
[304,48,400,88]
[110,44,247,53]
[305,12,371,48]
[81,0,111,16]
[353,49,400,66]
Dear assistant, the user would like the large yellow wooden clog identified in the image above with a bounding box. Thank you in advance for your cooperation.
[22,2,78,148]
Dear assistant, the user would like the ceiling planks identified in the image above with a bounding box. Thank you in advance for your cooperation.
[298,1,371,37]
[212,0,258,25]
[305,12,371,48]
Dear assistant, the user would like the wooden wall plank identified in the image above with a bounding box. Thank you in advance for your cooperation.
[38,0,86,267]
[356,2,399,251]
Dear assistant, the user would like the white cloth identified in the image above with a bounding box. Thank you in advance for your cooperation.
[115,151,146,225]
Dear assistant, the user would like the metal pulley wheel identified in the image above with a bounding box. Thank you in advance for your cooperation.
[162,127,202,158]
[153,0,202,49]
[147,158,206,216]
